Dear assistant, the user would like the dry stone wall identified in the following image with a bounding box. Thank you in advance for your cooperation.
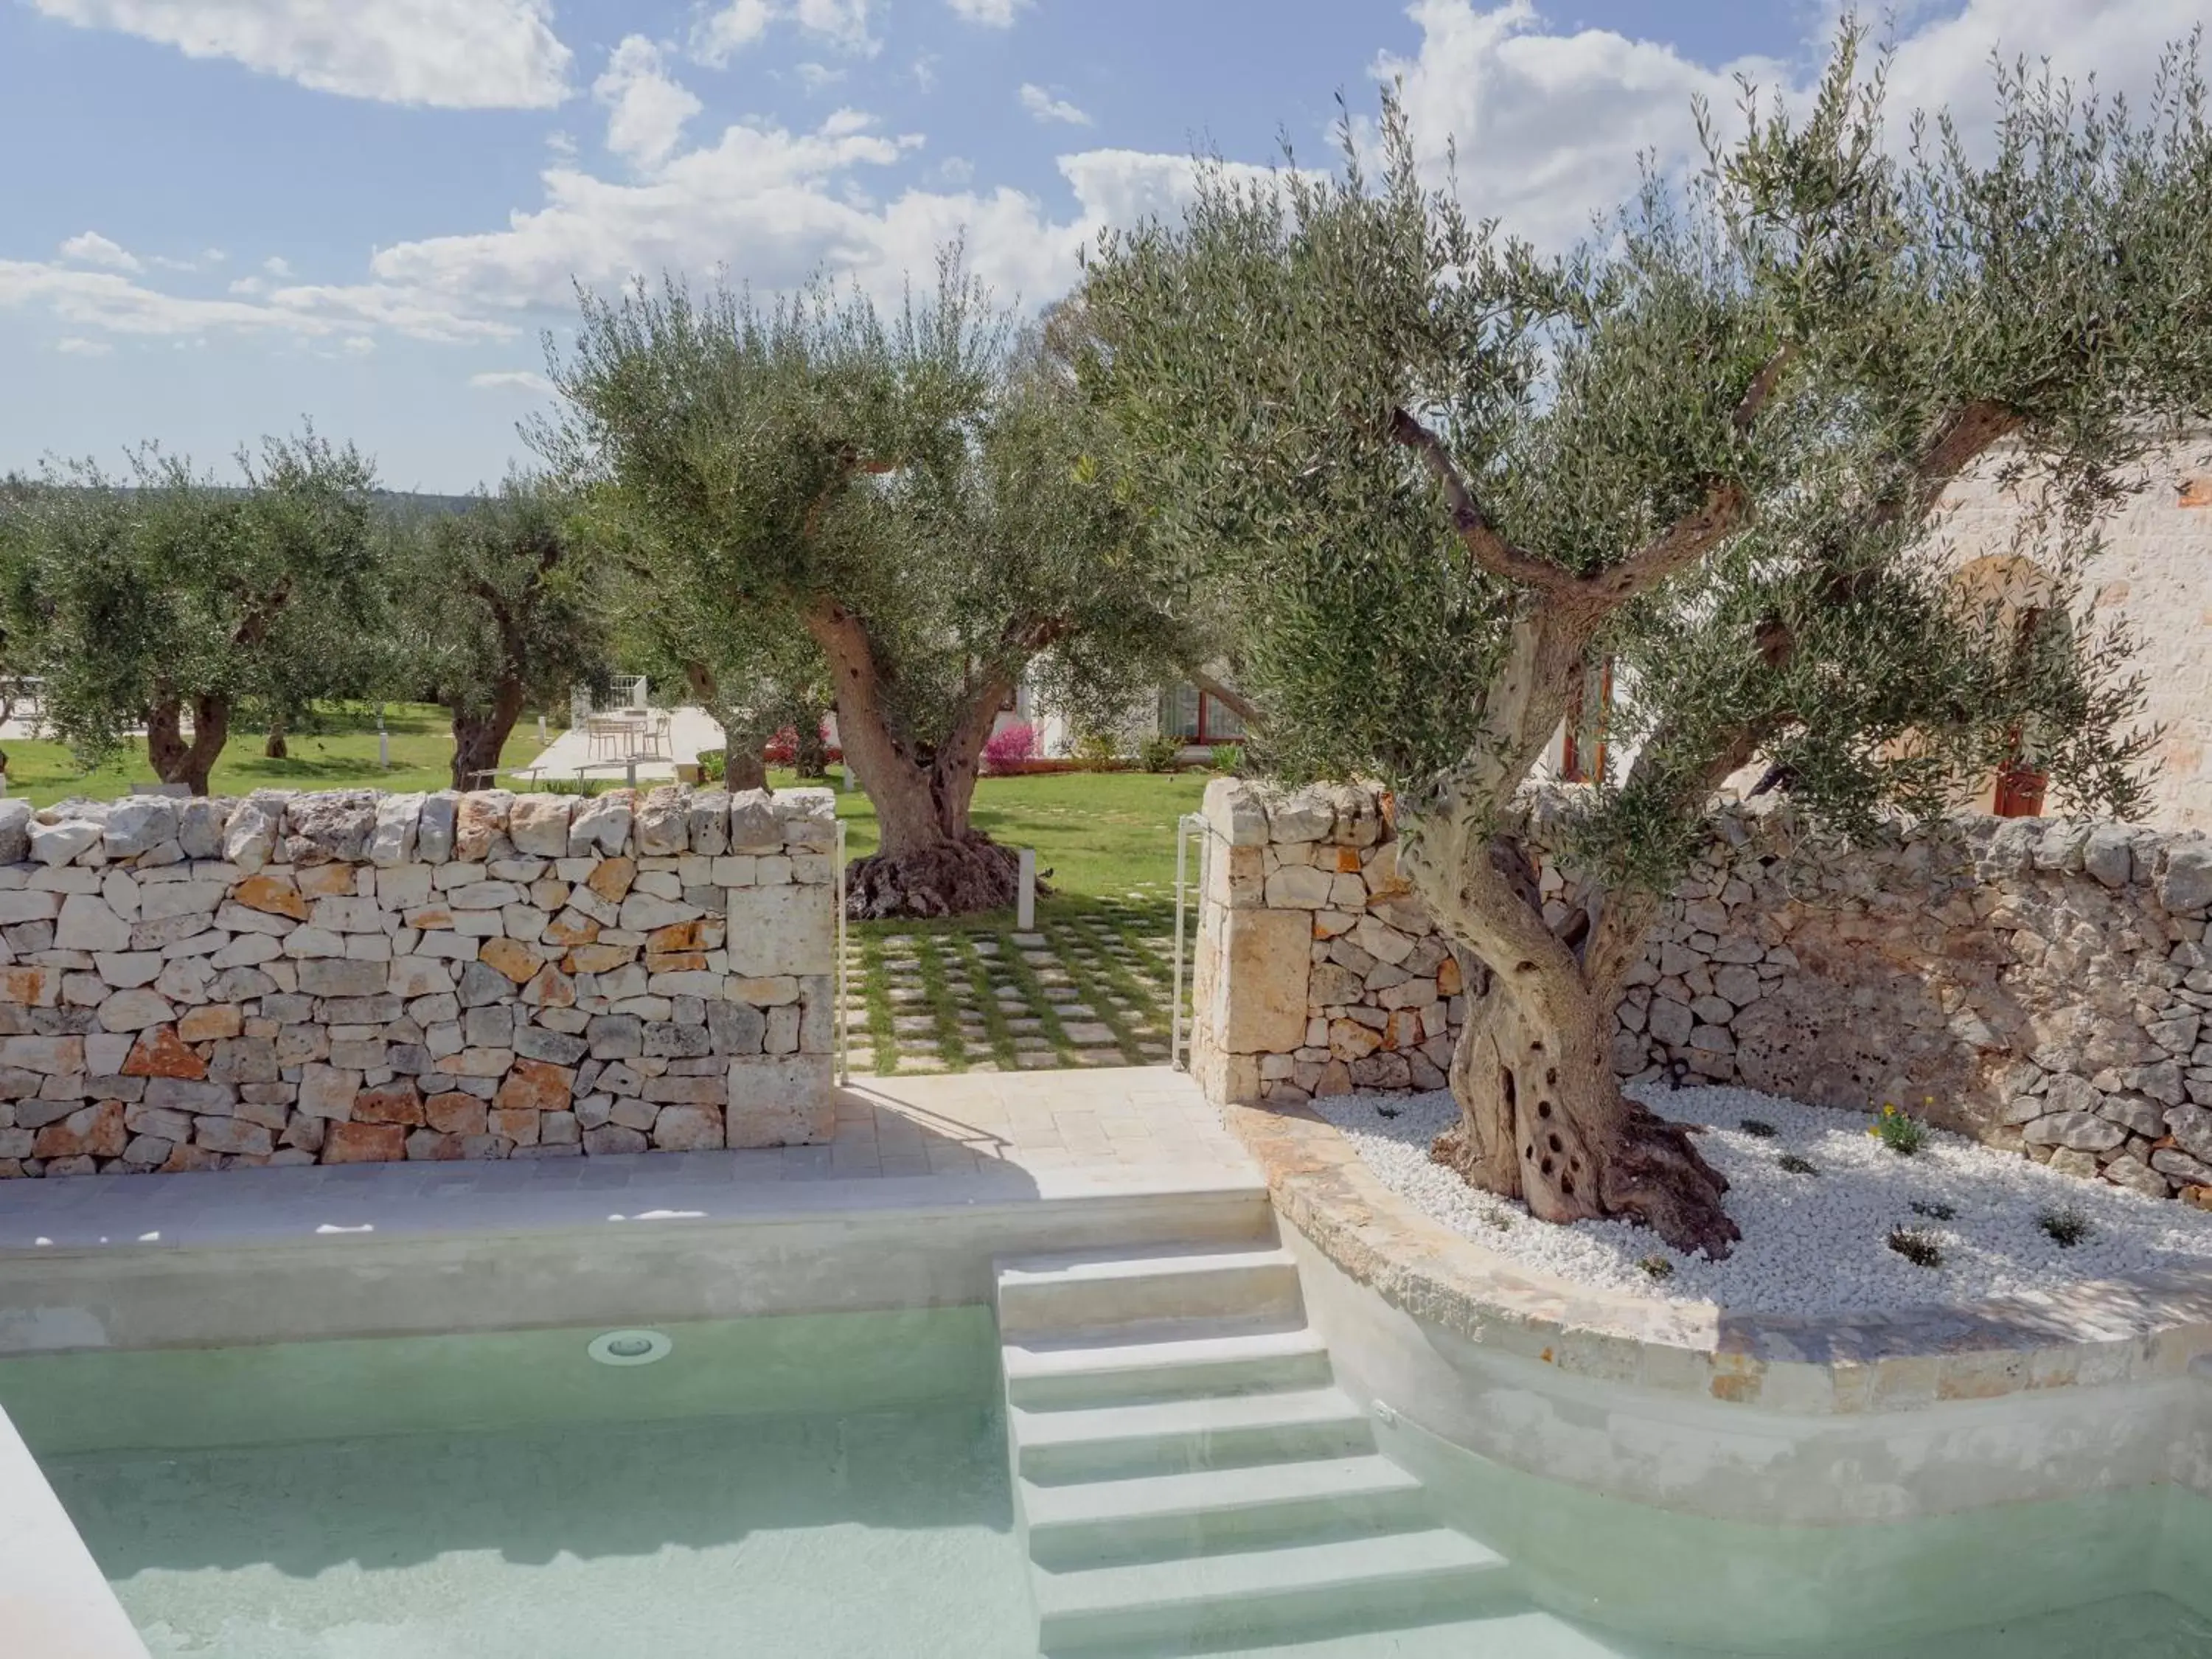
[0,785,838,1178]
[1194,779,2212,1207]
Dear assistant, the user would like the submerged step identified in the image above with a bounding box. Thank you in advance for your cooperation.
[1003,1322,1333,1408]
[1032,1526,1512,1652]
[1013,1386,1373,1482]
[1021,1453,1428,1568]
[996,1245,1306,1339]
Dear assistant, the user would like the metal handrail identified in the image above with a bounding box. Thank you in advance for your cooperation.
[835,818,850,1087]
[1170,810,1218,1071]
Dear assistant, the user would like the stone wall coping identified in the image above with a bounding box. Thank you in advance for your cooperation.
[1225,1099,2212,1415]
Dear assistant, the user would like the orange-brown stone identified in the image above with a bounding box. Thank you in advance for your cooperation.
[644,951,708,975]
[0,967,56,1008]
[406,905,455,931]
[1335,846,1363,873]
[233,874,310,919]
[424,1092,488,1135]
[521,964,576,1008]
[408,1131,467,1161]
[479,936,539,984]
[585,856,636,902]
[1436,957,1464,996]
[353,1082,426,1126]
[543,910,599,947]
[161,1141,218,1173]
[490,1107,541,1145]
[1385,1009,1425,1051]
[564,943,636,975]
[647,919,708,953]
[295,863,358,899]
[322,1121,406,1164]
[494,1058,574,1115]
[175,1004,244,1043]
[122,1025,209,1080]
[35,1100,126,1160]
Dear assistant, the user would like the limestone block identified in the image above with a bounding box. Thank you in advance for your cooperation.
[1203,778,1270,849]
[652,1103,725,1150]
[635,787,692,857]
[369,794,425,867]
[30,815,102,867]
[726,790,779,853]
[507,795,573,858]
[454,792,514,862]
[284,791,378,865]
[570,792,635,858]
[417,793,460,863]
[1200,908,1310,1056]
[103,796,178,860]
[2157,837,2212,917]
[0,799,32,864]
[2023,1110,2126,1152]
[1350,915,1415,967]
[1263,864,1335,909]
[725,1054,832,1147]
[687,790,731,857]
[1267,790,1335,844]
[224,793,288,873]
[725,885,832,978]
[55,894,132,953]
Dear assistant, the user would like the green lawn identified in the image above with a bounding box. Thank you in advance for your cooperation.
[0,702,549,807]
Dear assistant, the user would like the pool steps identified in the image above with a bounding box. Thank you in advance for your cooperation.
[995,1234,1516,1654]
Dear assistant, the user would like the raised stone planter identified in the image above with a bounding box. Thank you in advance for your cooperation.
[0,786,838,1176]
[1192,778,2212,1206]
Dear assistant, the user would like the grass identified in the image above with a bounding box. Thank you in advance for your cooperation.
[0,701,551,807]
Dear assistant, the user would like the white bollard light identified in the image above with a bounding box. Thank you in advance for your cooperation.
[538,714,548,744]
[1017,847,1036,930]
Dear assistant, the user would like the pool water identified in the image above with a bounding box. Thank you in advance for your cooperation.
[3,1312,1034,1659]
[4,1312,2209,1658]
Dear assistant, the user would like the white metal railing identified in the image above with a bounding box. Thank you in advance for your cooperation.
[835,819,850,1086]
[1171,810,1212,1071]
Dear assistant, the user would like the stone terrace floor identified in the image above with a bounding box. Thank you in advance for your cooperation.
[0,1067,1252,1251]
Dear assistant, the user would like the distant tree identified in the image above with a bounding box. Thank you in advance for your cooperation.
[392,477,613,792]
[545,256,1196,917]
[1,434,383,795]
[1082,34,2202,1253]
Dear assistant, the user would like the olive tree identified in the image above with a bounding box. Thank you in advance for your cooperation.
[1082,36,2202,1253]
[391,477,612,792]
[544,258,1195,917]
[3,434,383,795]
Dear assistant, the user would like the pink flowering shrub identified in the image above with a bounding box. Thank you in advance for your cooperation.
[983,721,1039,774]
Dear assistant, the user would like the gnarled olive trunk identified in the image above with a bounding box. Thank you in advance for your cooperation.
[809,602,1020,919]
[1397,610,1739,1258]
[792,708,830,779]
[145,695,230,796]
[449,678,526,792]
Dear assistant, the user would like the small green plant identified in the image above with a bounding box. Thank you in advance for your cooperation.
[1484,1211,1514,1232]
[2037,1206,2093,1247]
[535,776,609,797]
[1738,1118,1777,1138]
[1638,1254,1675,1281]
[1209,742,1243,773]
[1777,1153,1819,1175]
[1868,1102,1929,1156]
[1888,1226,1944,1267]
[1910,1200,1957,1221]
[1071,728,1123,768]
[1138,733,1183,773]
[692,746,726,782]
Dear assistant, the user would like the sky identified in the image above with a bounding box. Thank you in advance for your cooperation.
[1,0,2202,492]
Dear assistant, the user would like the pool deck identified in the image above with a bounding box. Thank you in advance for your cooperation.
[0,1068,1270,1354]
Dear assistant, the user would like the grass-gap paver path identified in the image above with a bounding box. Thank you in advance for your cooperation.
[841,902,1186,1076]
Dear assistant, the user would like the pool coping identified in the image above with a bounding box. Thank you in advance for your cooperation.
[1223,1099,2212,1415]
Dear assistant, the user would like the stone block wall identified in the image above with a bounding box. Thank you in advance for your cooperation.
[0,785,838,1178]
[1193,779,2212,1206]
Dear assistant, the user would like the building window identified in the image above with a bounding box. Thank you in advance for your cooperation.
[1161,684,1248,745]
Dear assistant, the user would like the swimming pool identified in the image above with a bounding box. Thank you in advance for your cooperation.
[6,1306,2208,1658]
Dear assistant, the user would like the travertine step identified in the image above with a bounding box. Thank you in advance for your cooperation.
[1012,1386,1374,1483]
[1004,1322,1332,1408]
[996,1244,1304,1338]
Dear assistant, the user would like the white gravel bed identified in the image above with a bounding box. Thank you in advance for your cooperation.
[1312,1082,2212,1317]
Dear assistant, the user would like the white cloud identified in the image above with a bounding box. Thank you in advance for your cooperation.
[227,275,265,296]
[340,335,378,356]
[1019,83,1091,127]
[794,61,845,91]
[692,0,877,66]
[0,259,512,346]
[55,337,113,356]
[264,255,292,276]
[947,0,1029,24]
[1373,0,2205,251]
[470,369,554,394]
[28,0,572,108]
[594,36,701,170]
[58,231,140,271]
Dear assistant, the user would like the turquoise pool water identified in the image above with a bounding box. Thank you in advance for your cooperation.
[4,1312,2208,1658]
